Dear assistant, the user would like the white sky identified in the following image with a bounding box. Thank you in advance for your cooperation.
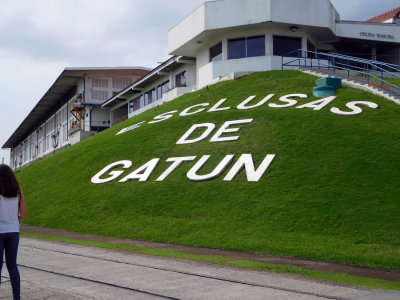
[1,0,399,164]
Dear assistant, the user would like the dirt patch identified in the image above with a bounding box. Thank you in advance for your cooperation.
[21,224,400,283]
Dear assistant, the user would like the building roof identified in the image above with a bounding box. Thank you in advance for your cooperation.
[366,6,400,23]
[2,67,150,149]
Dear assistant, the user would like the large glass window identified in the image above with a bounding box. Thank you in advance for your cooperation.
[228,38,246,59]
[273,35,302,57]
[247,36,266,57]
[175,71,187,87]
[209,42,222,62]
[228,36,265,59]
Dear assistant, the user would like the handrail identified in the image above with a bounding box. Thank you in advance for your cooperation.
[282,49,400,92]
[327,52,400,72]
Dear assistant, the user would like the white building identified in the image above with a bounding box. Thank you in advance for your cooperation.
[104,0,400,118]
[102,56,197,120]
[3,67,149,170]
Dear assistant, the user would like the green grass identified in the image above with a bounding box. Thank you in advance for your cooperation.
[21,232,400,291]
[17,70,400,271]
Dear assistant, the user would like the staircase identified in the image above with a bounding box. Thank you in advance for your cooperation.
[282,50,400,105]
[300,67,400,105]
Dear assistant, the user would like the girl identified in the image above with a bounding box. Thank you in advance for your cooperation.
[0,164,27,300]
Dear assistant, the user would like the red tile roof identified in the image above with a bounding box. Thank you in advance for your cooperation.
[366,6,400,23]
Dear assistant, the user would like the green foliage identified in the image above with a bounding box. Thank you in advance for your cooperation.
[18,71,400,270]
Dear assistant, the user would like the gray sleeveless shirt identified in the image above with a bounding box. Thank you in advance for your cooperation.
[0,195,19,233]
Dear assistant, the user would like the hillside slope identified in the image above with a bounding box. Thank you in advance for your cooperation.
[17,70,400,270]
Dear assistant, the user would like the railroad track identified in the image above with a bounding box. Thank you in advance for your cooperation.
[14,244,351,300]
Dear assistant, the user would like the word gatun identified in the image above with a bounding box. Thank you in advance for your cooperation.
[91,154,275,184]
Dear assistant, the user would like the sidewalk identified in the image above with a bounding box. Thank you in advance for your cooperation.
[21,224,400,283]
[2,236,400,300]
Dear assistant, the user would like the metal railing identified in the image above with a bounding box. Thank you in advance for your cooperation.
[282,49,400,91]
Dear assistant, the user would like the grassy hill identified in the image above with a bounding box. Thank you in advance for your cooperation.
[17,70,400,270]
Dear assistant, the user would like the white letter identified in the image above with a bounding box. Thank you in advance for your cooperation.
[91,160,132,184]
[156,156,196,182]
[116,121,145,136]
[330,101,378,116]
[119,158,160,182]
[269,94,307,108]
[296,96,336,110]
[176,123,216,144]
[187,155,234,181]
[237,94,274,110]
[148,110,178,124]
[210,119,253,143]
[179,103,209,116]
[224,154,275,182]
[208,98,230,112]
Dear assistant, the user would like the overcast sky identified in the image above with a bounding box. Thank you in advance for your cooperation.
[1,0,399,164]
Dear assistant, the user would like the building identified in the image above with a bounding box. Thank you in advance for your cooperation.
[102,56,196,121]
[3,0,400,169]
[367,6,400,24]
[103,0,400,118]
[3,67,149,170]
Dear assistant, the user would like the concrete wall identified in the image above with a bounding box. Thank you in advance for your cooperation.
[336,23,400,43]
[169,0,338,55]
[168,4,205,55]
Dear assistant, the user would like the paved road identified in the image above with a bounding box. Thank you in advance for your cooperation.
[0,237,399,299]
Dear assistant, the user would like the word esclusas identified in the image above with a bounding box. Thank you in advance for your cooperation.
[117,94,378,135]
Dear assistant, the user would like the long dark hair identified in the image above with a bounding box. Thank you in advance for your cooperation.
[0,164,20,198]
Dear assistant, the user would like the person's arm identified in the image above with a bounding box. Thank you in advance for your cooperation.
[18,190,27,224]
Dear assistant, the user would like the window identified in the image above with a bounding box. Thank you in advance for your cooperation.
[209,42,222,62]
[129,101,134,113]
[228,38,246,59]
[157,81,170,99]
[143,89,155,105]
[90,77,110,101]
[112,77,132,89]
[162,81,169,94]
[228,36,265,59]
[175,71,187,87]
[157,85,162,99]
[140,95,145,108]
[273,35,302,57]
[247,36,265,57]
